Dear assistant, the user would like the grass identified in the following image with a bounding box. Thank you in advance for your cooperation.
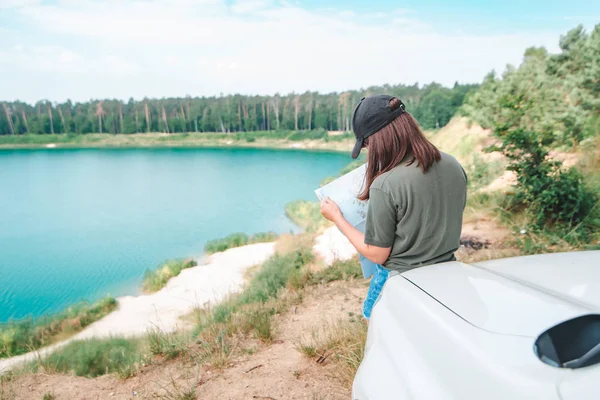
[29,337,147,378]
[285,200,328,233]
[463,191,507,225]
[207,246,314,325]
[191,237,314,367]
[289,257,367,386]
[296,317,368,387]
[153,367,200,400]
[465,153,505,190]
[0,296,117,359]
[142,258,198,293]
[147,327,192,360]
[204,232,278,255]
[152,366,201,400]
[285,256,362,291]
[306,258,362,285]
[0,374,15,400]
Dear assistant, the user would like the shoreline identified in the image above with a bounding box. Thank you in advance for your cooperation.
[0,242,277,374]
[0,133,354,153]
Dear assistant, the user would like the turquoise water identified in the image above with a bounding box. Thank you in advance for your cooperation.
[0,148,348,322]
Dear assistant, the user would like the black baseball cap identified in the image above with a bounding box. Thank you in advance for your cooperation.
[351,95,406,159]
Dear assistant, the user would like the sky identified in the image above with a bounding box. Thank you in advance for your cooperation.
[0,0,598,103]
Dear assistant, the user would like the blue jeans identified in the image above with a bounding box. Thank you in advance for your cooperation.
[362,263,389,319]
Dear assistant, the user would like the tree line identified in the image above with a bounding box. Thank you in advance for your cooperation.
[0,82,476,136]
[462,24,599,146]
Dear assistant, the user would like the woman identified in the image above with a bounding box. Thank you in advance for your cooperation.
[320,95,467,319]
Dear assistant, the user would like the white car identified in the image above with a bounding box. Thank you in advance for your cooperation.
[353,251,600,400]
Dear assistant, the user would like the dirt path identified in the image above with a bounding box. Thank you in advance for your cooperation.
[195,283,365,400]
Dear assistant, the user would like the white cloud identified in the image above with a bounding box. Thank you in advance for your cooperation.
[231,0,270,14]
[0,0,562,103]
[103,55,140,75]
[0,0,40,9]
[3,44,139,75]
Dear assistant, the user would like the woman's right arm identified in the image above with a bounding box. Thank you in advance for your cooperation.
[332,214,391,265]
[320,195,392,265]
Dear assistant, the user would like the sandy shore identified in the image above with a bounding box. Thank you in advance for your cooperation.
[313,226,357,264]
[0,242,275,374]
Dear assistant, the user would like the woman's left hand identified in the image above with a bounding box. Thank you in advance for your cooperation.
[320,197,343,223]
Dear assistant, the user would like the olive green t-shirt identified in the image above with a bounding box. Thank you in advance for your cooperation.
[364,152,467,273]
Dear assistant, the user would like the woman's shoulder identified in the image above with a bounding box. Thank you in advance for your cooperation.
[371,170,394,191]
[371,164,409,191]
[372,152,464,191]
[439,151,461,166]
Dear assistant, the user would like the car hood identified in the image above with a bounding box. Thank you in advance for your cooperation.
[401,251,600,337]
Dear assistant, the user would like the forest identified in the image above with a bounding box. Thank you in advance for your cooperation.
[0,82,476,135]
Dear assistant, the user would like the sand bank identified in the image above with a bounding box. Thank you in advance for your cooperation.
[313,226,357,264]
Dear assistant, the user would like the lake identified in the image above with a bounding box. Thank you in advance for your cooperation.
[0,148,348,322]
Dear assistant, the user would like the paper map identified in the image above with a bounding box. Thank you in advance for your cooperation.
[314,163,368,229]
[315,164,378,279]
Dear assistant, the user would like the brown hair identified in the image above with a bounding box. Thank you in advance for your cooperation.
[358,97,441,201]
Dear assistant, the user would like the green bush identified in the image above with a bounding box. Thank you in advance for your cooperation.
[489,128,597,230]
[142,258,197,292]
[526,167,595,227]
[204,232,278,255]
[36,338,145,378]
[0,296,117,359]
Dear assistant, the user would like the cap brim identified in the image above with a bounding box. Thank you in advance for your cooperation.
[351,138,363,159]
